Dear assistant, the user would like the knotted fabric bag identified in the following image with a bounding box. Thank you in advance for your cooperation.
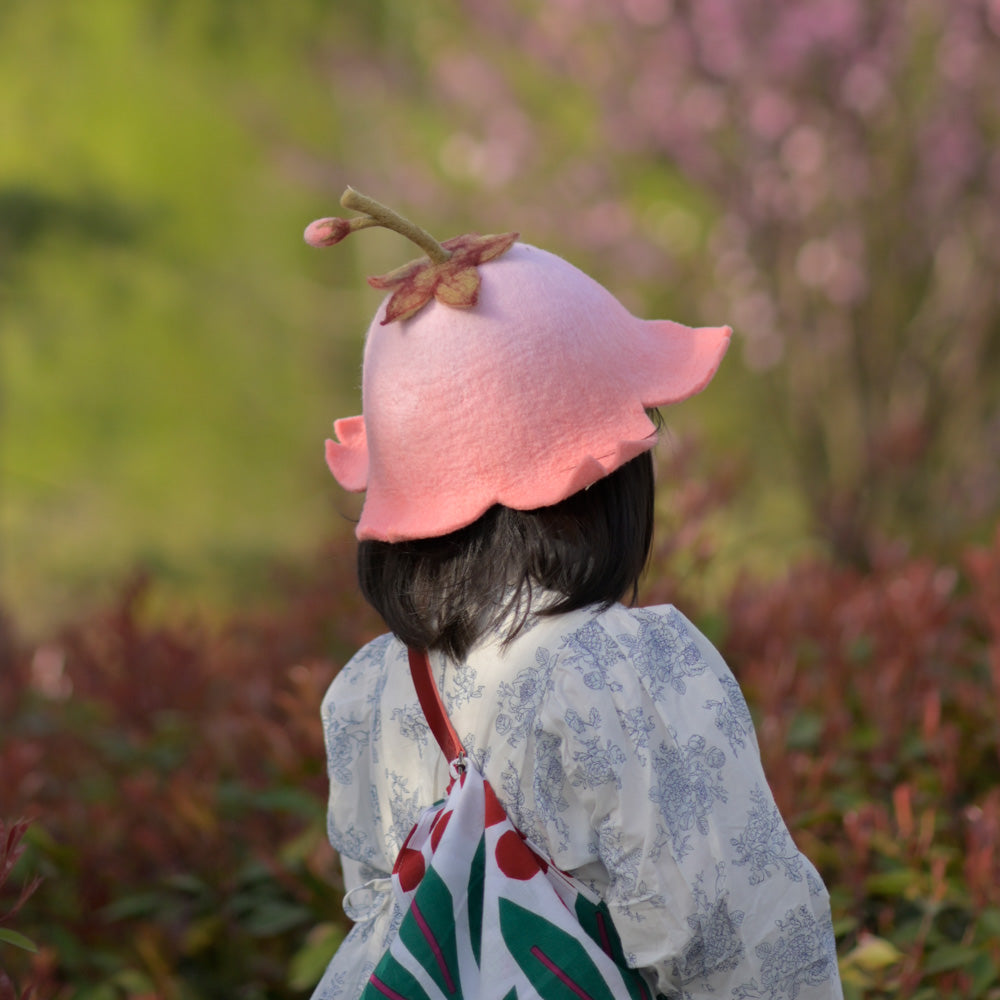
[358,649,655,1000]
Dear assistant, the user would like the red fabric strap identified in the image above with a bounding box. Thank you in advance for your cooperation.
[407,647,467,765]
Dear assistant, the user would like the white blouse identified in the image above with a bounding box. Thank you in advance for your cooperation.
[312,602,842,999]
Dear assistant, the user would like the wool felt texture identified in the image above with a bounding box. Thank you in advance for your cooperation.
[326,243,731,542]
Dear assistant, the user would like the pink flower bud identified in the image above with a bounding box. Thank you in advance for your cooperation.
[304,217,352,247]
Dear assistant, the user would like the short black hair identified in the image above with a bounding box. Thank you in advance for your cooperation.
[357,446,657,662]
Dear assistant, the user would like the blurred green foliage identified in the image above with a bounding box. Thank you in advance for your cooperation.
[0,0,379,630]
[9,0,998,636]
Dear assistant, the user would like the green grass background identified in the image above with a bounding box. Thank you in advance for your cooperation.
[0,0,817,633]
[1,1,369,628]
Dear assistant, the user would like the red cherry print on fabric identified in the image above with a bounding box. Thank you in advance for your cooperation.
[495,830,543,881]
[394,847,426,892]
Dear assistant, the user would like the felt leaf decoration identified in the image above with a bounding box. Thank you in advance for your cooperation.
[368,232,518,324]
[435,268,481,307]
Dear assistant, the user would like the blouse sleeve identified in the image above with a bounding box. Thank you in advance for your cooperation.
[320,633,397,873]
[538,606,842,1000]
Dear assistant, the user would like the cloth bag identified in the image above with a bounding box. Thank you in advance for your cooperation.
[358,649,656,1000]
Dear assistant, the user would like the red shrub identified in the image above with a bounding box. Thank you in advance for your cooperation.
[1,520,999,998]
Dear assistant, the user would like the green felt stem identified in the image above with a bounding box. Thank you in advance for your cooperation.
[341,187,453,264]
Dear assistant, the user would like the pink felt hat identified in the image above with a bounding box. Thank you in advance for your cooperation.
[308,191,730,542]
[325,242,730,542]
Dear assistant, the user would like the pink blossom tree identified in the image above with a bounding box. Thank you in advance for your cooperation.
[337,0,1000,561]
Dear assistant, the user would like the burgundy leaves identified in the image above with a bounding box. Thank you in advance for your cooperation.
[0,819,41,933]
[0,819,40,1000]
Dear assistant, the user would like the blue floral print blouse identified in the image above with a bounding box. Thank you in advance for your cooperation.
[312,603,842,999]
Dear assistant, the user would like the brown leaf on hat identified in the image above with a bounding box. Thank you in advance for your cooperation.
[368,231,518,324]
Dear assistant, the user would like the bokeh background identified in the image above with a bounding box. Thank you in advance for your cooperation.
[5,0,998,629]
[2,1,1000,997]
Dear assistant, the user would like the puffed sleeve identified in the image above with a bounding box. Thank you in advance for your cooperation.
[538,606,842,1000]
[320,635,392,870]
[313,635,404,1000]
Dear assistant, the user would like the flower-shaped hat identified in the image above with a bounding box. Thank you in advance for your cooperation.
[306,189,731,542]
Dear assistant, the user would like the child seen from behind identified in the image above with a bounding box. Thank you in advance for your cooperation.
[304,189,843,1000]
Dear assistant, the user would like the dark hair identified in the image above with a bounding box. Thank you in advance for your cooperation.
[357,445,657,662]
